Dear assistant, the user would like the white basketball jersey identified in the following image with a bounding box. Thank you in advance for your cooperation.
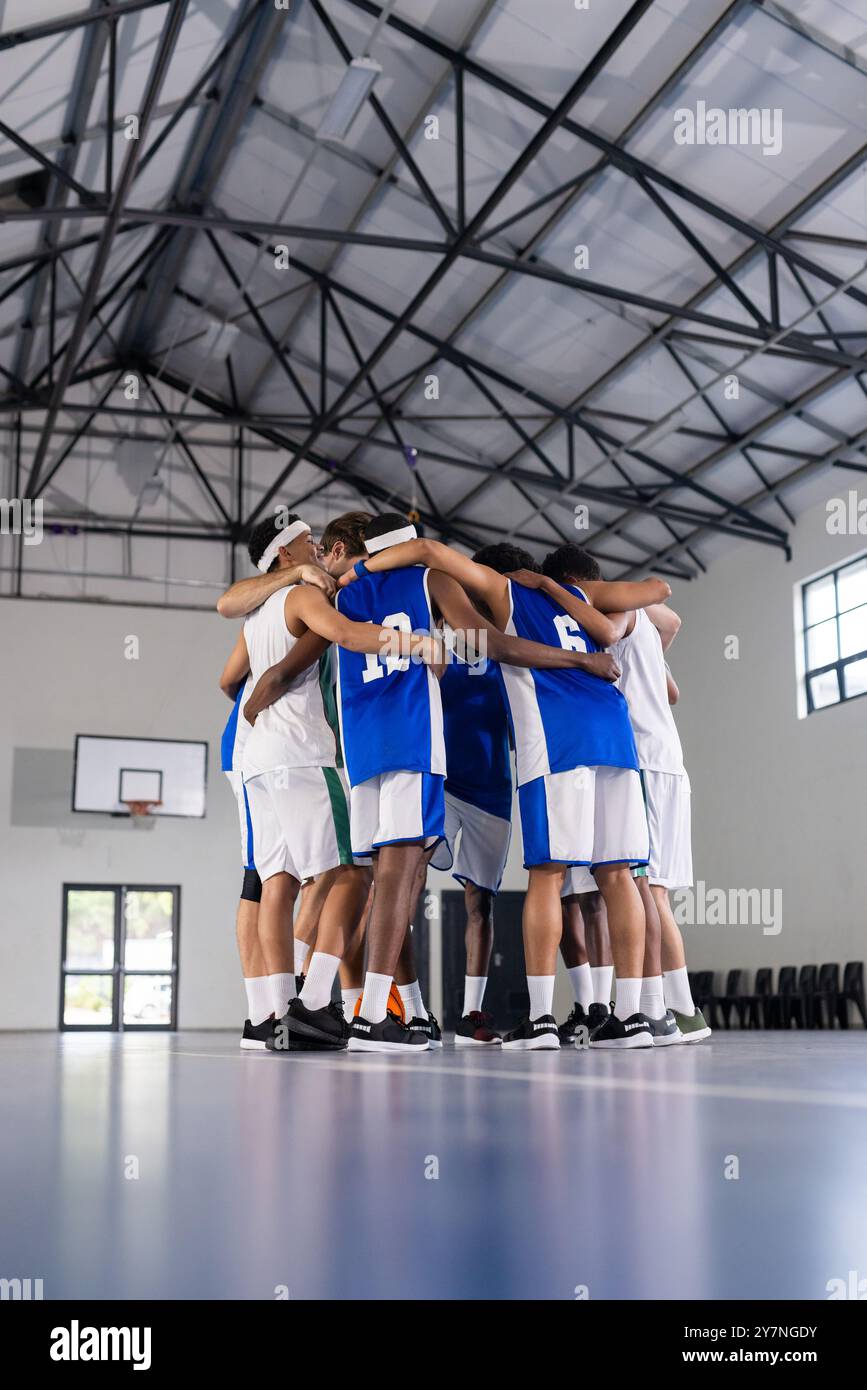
[612,608,685,775]
[241,587,337,780]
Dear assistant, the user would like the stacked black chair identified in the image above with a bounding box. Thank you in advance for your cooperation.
[837,962,867,1028]
[815,963,840,1028]
[766,966,798,1028]
[691,970,714,1017]
[797,964,819,1029]
[710,969,744,1028]
[742,967,773,1029]
[685,963,865,1029]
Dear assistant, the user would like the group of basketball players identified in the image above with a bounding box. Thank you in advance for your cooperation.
[216,508,711,1053]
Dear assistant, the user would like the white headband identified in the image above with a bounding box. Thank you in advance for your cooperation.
[257,519,311,572]
[365,523,418,554]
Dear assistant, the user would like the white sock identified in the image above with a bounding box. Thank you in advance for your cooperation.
[398,980,426,1021]
[463,975,487,1016]
[663,966,695,1015]
[360,971,393,1024]
[590,965,614,1005]
[270,971,296,1018]
[613,977,642,1021]
[341,987,363,1018]
[299,952,340,1012]
[293,939,310,976]
[640,975,665,1019]
[244,976,273,1026]
[567,963,594,1012]
[527,974,555,1019]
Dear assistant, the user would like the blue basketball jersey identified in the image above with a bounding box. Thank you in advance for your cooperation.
[335,567,446,788]
[220,680,250,773]
[500,581,638,784]
[440,654,512,819]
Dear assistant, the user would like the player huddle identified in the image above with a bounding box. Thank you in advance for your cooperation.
[217,509,710,1053]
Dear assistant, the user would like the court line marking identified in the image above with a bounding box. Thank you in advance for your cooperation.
[159,1049,867,1111]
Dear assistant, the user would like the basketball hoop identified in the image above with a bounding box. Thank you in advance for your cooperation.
[123,799,161,829]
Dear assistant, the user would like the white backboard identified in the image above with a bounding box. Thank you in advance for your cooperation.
[73,736,208,817]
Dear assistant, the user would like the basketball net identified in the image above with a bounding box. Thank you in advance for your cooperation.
[123,800,161,830]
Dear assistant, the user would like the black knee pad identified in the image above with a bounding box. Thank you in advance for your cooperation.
[241,868,262,903]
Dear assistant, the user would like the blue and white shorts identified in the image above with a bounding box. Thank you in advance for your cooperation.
[349,770,445,856]
[224,770,255,871]
[430,791,512,895]
[518,765,649,871]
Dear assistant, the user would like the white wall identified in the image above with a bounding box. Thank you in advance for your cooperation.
[0,598,246,1029]
[657,490,867,977]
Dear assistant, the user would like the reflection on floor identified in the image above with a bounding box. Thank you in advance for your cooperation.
[1,1031,866,1300]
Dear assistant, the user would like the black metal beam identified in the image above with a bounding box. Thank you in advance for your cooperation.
[634,173,768,327]
[0,119,100,206]
[8,201,861,372]
[1,204,451,252]
[309,0,757,512]
[25,1,189,496]
[309,0,455,239]
[132,2,261,184]
[122,0,289,359]
[245,0,667,528]
[268,249,788,546]
[0,221,147,279]
[238,0,501,411]
[105,14,117,199]
[141,359,492,553]
[345,0,867,313]
[0,0,166,50]
[36,371,125,495]
[13,4,111,386]
[204,231,317,416]
[324,286,443,523]
[140,372,233,526]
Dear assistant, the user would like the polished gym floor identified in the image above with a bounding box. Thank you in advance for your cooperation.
[2,1031,866,1300]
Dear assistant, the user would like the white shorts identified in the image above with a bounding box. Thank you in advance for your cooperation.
[518,765,649,870]
[642,769,693,889]
[349,770,445,856]
[224,770,255,870]
[561,865,597,897]
[430,792,511,894]
[244,765,353,883]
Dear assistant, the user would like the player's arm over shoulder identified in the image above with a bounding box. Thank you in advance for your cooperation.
[294,582,436,661]
[527,573,629,647]
[216,563,335,618]
[358,538,510,627]
[646,602,682,652]
[582,576,671,614]
[427,571,620,680]
[243,628,331,724]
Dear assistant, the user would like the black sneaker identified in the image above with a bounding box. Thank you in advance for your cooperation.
[649,1009,683,1046]
[589,1007,653,1049]
[502,1015,560,1050]
[558,1002,589,1043]
[587,1002,610,1033]
[282,997,349,1048]
[455,1011,502,1047]
[240,1017,275,1051]
[408,1011,442,1049]
[265,1010,345,1052]
[348,1010,430,1053]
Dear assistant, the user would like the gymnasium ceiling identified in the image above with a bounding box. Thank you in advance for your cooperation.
[1,0,866,606]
